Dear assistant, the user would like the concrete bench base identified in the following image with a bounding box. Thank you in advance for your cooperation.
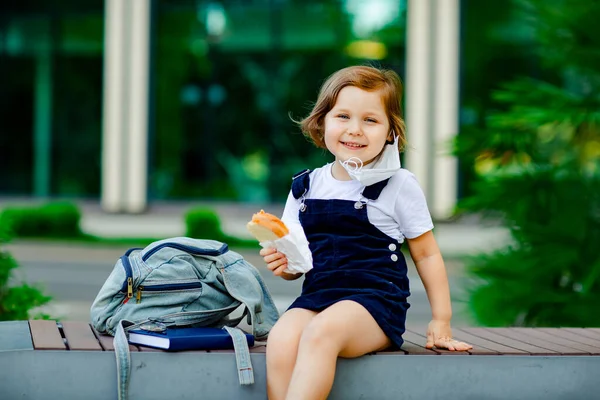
[1,321,600,399]
[2,350,599,399]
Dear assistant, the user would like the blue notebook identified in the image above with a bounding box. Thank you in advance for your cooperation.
[128,327,255,351]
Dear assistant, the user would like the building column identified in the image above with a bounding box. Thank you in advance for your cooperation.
[33,36,53,198]
[405,0,460,219]
[101,0,151,213]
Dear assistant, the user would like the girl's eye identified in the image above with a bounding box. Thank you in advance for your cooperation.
[337,114,349,119]
[366,118,377,123]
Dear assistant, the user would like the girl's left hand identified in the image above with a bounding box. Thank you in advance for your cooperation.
[425,319,472,351]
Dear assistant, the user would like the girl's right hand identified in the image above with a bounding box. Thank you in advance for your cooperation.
[260,247,289,277]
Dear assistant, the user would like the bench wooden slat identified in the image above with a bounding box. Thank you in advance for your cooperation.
[401,330,441,355]
[89,325,141,351]
[249,344,267,353]
[29,320,66,350]
[515,328,595,355]
[538,329,600,354]
[490,328,585,355]
[487,328,579,354]
[400,326,434,355]
[454,328,527,355]
[405,328,470,356]
[0,321,33,351]
[60,322,102,351]
[443,329,501,355]
[463,328,552,355]
[16,322,600,358]
[573,328,600,339]
[90,325,114,351]
[562,328,600,342]
[400,340,437,355]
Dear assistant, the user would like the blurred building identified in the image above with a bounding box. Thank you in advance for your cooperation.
[0,0,538,218]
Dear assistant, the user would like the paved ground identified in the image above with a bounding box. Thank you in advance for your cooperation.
[0,198,512,259]
[3,199,514,331]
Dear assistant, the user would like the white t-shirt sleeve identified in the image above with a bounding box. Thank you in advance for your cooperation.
[394,173,434,239]
[281,190,301,226]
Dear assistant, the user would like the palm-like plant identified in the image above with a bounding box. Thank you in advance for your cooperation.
[0,225,52,321]
[455,0,600,326]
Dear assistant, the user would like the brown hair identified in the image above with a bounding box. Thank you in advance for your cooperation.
[300,65,407,152]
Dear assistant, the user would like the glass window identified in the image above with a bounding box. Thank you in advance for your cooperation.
[0,1,104,197]
[152,0,407,202]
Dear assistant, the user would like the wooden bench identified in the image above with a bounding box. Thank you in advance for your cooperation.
[1,321,599,399]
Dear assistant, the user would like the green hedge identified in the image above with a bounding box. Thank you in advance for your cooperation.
[0,202,258,249]
[185,207,225,240]
[0,202,83,238]
[184,207,258,248]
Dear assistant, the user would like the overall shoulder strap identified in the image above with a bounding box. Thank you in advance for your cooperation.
[291,169,311,200]
[362,178,391,201]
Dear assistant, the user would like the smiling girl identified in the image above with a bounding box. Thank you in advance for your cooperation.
[260,65,471,400]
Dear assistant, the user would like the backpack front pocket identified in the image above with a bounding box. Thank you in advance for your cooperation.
[134,282,203,304]
[107,281,205,328]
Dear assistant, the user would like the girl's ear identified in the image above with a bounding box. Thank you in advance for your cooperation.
[385,130,396,145]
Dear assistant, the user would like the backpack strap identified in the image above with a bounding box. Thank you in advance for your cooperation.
[113,315,255,400]
[224,326,254,384]
[114,320,132,400]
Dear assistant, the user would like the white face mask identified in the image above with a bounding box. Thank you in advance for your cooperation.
[339,135,401,186]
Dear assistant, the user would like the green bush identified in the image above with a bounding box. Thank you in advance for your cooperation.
[184,207,258,249]
[0,202,83,238]
[185,207,226,241]
[0,224,52,321]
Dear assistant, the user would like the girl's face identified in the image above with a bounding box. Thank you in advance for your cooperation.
[323,86,390,170]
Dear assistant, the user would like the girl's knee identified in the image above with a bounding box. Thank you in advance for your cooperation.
[298,318,341,352]
[267,327,295,351]
[266,318,304,360]
[266,326,300,370]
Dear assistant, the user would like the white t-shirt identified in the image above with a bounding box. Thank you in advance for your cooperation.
[281,163,434,243]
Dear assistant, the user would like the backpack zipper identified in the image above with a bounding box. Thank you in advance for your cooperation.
[135,282,203,303]
[127,277,133,299]
[120,248,142,295]
[141,242,228,261]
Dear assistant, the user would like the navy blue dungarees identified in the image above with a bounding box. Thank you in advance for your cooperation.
[287,169,411,348]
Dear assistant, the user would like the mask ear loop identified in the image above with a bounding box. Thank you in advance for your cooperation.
[340,157,364,172]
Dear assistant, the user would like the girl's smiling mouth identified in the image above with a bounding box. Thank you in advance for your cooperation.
[341,141,366,149]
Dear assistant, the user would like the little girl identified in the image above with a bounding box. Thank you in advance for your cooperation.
[260,65,472,400]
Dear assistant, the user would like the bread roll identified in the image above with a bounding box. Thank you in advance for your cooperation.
[246,210,289,242]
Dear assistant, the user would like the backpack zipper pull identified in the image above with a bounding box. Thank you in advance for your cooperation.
[136,286,144,304]
[127,277,133,299]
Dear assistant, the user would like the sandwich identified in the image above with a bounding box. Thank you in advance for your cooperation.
[246,210,289,242]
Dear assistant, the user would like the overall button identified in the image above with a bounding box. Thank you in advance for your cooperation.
[391,254,398,262]
[388,243,397,251]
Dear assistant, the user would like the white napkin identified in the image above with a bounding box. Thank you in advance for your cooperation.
[259,221,313,274]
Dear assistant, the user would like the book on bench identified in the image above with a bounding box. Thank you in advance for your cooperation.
[128,327,255,351]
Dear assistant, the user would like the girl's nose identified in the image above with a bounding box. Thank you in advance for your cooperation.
[347,120,362,136]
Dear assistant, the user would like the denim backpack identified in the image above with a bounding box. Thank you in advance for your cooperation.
[90,237,279,400]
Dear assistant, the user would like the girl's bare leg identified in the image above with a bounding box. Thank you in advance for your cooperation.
[267,308,318,400]
[285,300,391,400]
